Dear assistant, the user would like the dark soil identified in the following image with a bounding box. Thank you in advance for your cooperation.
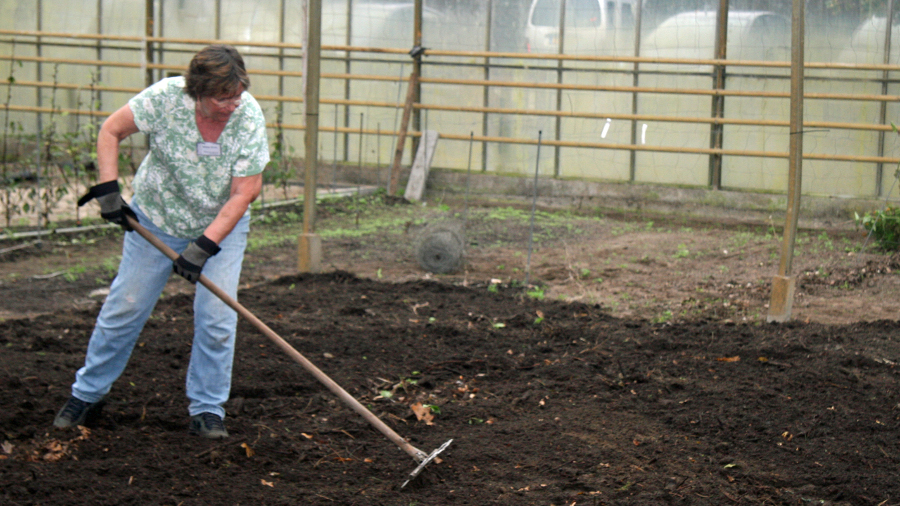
[2,196,900,505]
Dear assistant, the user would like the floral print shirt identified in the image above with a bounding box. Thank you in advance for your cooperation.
[128,76,269,238]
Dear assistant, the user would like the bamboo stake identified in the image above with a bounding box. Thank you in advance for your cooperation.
[389,68,418,196]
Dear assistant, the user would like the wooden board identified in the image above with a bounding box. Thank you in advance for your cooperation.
[404,130,439,202]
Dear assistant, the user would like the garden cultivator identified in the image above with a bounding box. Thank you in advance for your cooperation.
[126,216,452,488]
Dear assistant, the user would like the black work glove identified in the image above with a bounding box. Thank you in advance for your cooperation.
[77,180,136,231]
[173,235,221,283]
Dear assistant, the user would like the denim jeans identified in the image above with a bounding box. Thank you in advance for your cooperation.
[71,204,249,419]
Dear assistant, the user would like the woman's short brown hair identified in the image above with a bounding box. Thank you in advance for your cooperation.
[184,44,250,100]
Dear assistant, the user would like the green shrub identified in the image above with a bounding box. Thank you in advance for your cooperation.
[856,207,900,250]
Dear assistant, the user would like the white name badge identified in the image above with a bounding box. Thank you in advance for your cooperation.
[197,142,222,157]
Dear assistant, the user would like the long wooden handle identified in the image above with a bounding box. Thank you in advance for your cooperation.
[126,216,426,462]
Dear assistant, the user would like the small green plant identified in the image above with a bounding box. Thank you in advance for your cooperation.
[526,285,545,300]
[63,265,87,283]
[487,283,499,293]
[856,207,900,250]
[817,231,834,251]
[264,104,296,201]
[101,256,120,277]
[674,243,690,259]
[653,310,674,324]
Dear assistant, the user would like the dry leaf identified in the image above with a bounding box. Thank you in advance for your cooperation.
[261,479,274,487]
[301,433,314,439]
[410,402,434,425]
[241,442,255,458]
[1,441,13,454]
[38,440,69,462]
[717,356,740,362]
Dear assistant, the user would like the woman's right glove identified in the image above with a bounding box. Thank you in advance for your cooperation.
[173,235,221,283]
[77,180,136,231]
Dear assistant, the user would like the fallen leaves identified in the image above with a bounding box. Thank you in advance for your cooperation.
[28,426,91,462]
[1,440,13,458]
[717,356,740,363]
[411,402,435,425]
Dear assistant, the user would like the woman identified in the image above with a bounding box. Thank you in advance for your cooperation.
[53,44,269,439]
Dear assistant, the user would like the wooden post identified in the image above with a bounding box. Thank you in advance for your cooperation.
[875,0,896,197]
[299,0,322,273]
[388,69,418,196]
[629,0,643,182]
[145,0,154,86]
[768,0,804,323]
[708,0,728,189]
[411,0,423,162]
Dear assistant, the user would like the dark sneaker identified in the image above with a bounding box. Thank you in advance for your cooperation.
[189,412,229,439]
[53,397,105,428]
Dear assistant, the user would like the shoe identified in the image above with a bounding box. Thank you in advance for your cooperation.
[53,397,104,428]
[189,412,229,439]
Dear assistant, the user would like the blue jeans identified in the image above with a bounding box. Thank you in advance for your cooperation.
[71,204,249,419]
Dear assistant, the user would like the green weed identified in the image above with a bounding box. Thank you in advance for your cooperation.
[526,286,545,300]
[653,310,674,324]
[856,207,900,250]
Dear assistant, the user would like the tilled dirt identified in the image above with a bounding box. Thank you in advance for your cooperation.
[2,197,900,505]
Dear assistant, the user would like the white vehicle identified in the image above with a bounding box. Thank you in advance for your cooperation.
[641,10,790,62]
[322,1,442,49]
[837,16,900,64]
[525,0,636,55]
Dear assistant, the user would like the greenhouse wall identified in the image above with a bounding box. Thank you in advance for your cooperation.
[1,0,900,209]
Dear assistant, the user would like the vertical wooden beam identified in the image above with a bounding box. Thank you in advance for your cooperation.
[411,0,423,160]
[708,0,728,189]
[299,0,323,273]
[552,0,567,178]
[342,0,352,162]
[215,0,221,41]
[481,0,492,174]
[145,0,154,86]
[768,0,805,323]
[875,0,895,197]
[629,0,643,182]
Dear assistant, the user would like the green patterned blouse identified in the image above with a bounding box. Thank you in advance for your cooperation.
[128,76,269,238]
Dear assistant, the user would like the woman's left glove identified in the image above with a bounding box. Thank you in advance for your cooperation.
[173,235,221,283]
